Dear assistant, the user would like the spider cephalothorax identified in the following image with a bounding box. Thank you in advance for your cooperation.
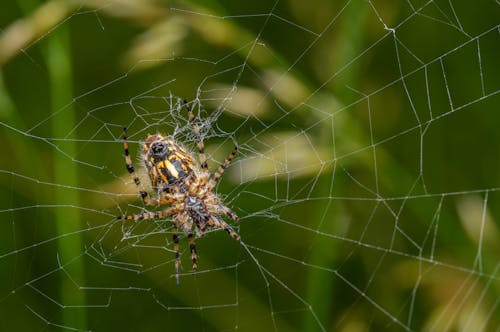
[117,102,240,284]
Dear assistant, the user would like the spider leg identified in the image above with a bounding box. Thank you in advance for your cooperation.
[215,216,240,241]
[185,100,209,175]
[187,233,198,271]
[157,193,186,206]
[123,127,150,205]
[206,145,238,192]
[116,207,176,221]
[173,227,180,284]
[221,206,240,222]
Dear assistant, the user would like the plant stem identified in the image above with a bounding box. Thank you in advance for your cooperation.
[46,24,87,329]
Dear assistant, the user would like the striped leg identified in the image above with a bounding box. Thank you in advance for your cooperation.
[116,207,176,221]
[221,206,240,222]
[217,217,240,241]
[173,227,180,284]
[123,127,150,205]
[206,145,238,192]
[185,100,209,175]
[187,233,198,271]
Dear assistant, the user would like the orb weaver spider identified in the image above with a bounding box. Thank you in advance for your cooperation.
[117,101,240,284]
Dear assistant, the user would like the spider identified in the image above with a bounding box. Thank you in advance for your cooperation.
[117,101,240,284]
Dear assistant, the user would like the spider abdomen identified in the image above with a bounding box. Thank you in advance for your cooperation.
[143,134,196,190]
[156,159,189,184]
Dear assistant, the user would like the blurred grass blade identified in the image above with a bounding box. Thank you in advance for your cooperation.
[45,20,86,329]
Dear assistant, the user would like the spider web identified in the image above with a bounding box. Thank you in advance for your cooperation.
[0,0,499,331]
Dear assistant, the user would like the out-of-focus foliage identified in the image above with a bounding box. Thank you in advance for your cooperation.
[0,1,498,331]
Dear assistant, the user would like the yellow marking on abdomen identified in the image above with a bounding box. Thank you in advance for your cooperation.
[164,160,179,179]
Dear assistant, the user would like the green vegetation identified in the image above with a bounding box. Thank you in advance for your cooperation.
[0,1,498,331]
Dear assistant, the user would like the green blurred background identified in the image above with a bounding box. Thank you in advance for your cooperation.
[0,0,498,331]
